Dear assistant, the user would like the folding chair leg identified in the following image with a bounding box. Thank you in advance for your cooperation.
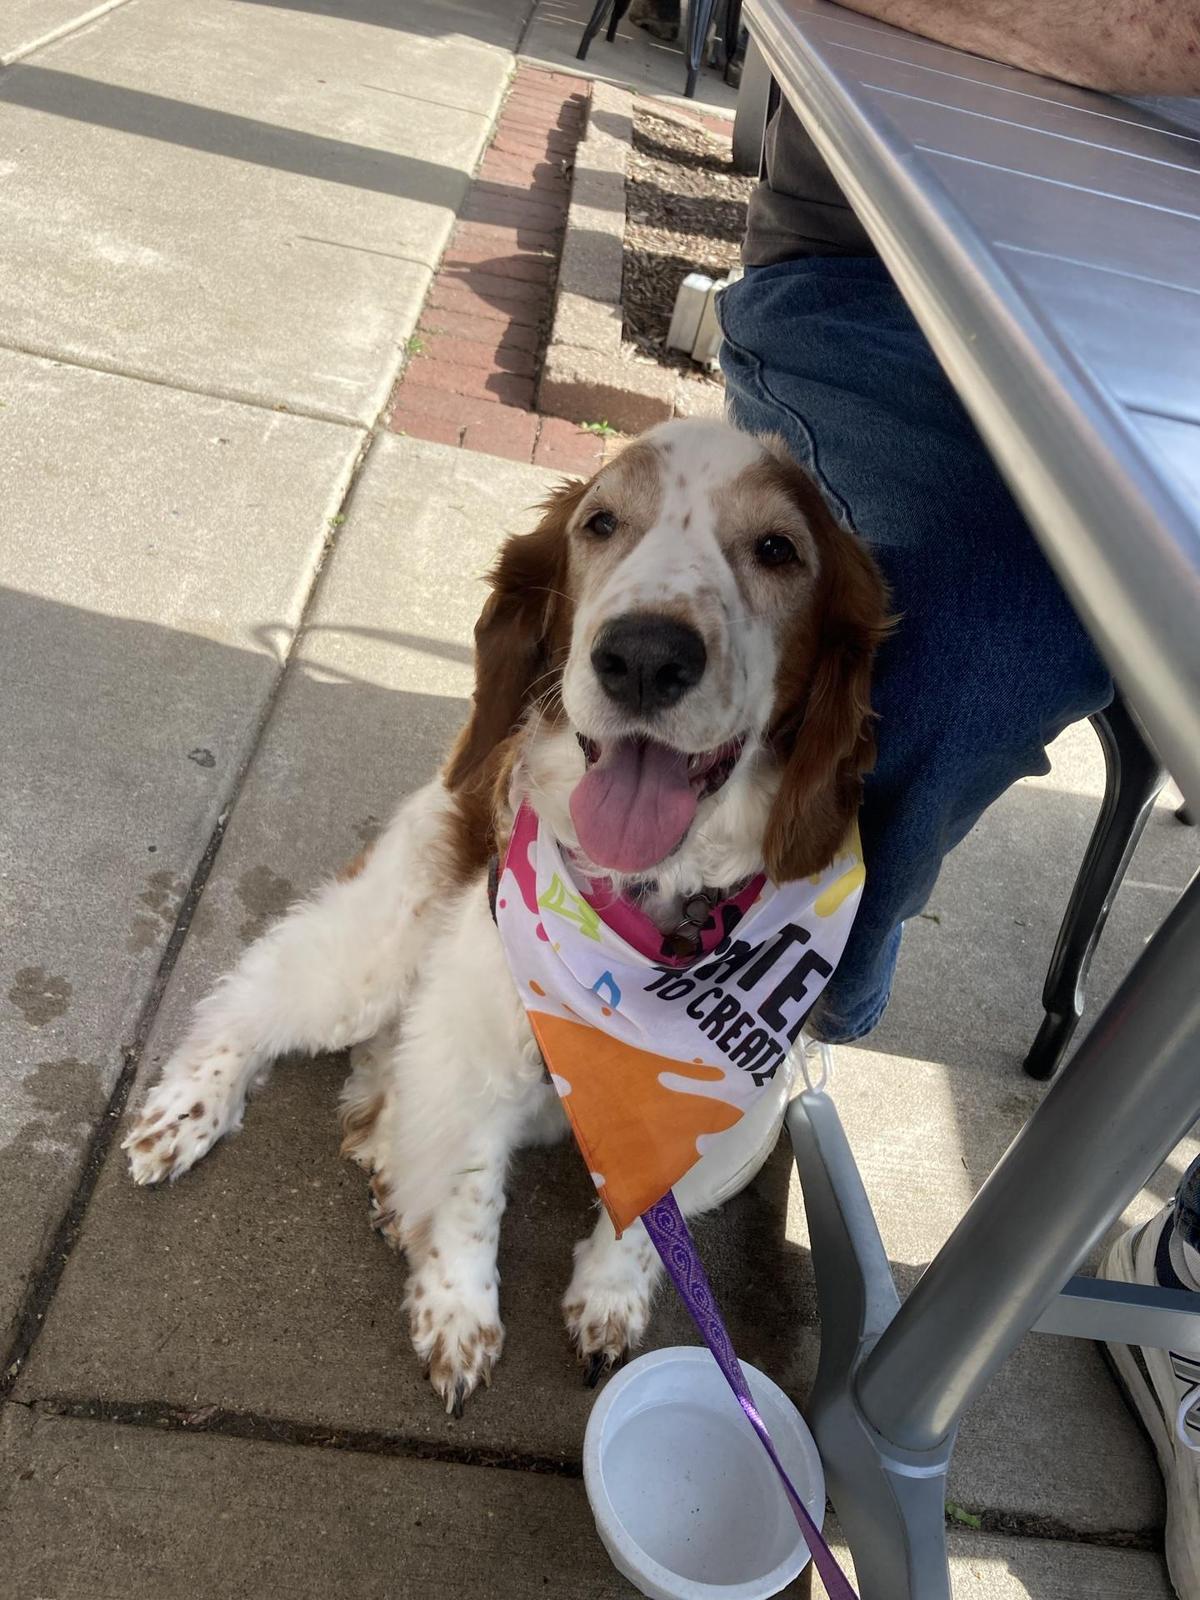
[606,0,632,41]
[1024,694,1165,1081]
[684,0,715,96]
[577,0,614,60]
[720,0,743,66]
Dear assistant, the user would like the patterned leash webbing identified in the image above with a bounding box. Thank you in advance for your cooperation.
[642,1193,859,1600]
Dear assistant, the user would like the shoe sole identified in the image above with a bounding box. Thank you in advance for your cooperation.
[1103,1228,1199,1598]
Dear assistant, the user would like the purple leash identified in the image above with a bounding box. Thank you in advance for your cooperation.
[642,1193,859,1600]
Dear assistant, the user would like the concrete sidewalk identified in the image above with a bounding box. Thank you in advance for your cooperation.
[1,3,1197,1597]
[0,0,525,1347]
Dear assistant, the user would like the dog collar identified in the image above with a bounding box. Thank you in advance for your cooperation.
[488,848,754,964]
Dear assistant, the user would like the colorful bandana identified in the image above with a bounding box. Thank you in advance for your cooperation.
[495,803,864,1232]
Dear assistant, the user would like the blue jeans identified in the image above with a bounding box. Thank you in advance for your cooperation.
[718,257,1113,1041]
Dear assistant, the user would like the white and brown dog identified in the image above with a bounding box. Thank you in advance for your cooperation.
[123,419,889,1415]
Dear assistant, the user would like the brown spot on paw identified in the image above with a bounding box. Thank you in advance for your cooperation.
[567,1297,645,1365]
[458,1330,480,1365]
[402,1217,432,1262]
[427,1333,453,1388]
[340,1092,384,1159]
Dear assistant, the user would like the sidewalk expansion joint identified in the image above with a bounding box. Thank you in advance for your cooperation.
[19,1395,585,1481]
[0,0,133,68]
[5,1395,1166,1555]
[0,337,374,429]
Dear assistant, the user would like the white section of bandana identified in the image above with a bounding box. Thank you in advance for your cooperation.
[494,805,864,1116]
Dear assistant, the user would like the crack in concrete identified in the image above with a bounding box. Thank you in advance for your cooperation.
[0,337,371,429]
[18,1395,584,1481]
[3,1394,1165,1554]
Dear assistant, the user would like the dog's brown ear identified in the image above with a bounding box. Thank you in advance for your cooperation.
[764,466,893,882]
[444,476,586,789]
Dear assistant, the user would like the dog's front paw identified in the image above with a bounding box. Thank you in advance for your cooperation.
[123,1078,236,1185]
[563,1234,657,1386]
[407,1265,504,1416]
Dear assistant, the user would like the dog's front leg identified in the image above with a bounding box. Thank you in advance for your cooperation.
[374,891,554,1414]
[565,1145,749,1381]
[125,778,456,1185]
[563,1212,664,1384]
[399,1119,515,1418]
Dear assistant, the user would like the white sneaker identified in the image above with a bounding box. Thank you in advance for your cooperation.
[1104,1206,1200,1598]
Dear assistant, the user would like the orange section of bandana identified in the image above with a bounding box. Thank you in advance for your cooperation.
[529,1010,744,1234]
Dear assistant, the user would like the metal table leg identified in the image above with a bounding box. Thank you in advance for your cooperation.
[791,875,1200,1598]
[731,32,772,174]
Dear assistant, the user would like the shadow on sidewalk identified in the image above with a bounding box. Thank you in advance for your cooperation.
[233,0,534,49]
[0,579,470,1360]
[0,66,475,206]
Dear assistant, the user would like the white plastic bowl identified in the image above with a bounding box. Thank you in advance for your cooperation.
[583,1347,825,1600]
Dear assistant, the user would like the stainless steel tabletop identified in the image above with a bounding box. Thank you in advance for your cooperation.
[745,0,1200,811]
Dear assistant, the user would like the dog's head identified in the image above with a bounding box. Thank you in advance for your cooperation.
[446,420,890,883]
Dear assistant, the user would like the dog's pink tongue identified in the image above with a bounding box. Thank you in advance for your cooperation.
[570,738,697,874]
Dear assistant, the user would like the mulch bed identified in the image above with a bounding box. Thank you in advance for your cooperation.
[623,106,755,385]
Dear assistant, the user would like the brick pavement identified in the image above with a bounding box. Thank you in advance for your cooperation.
[388,65,610,477]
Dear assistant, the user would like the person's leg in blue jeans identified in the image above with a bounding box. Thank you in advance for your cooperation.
[720,257,1200,1591]
[717,257,1113,1041]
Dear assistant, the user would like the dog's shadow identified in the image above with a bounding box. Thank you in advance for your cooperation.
[500,1126,822,1408]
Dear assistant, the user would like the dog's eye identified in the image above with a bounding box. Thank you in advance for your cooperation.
[584,509,618,539]
[755,533,799,568]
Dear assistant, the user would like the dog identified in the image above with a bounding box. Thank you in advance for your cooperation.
[123,419,889,1415]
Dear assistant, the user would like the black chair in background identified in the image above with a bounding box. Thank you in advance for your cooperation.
[577,0,742,98]
[1024,696,1167,1080]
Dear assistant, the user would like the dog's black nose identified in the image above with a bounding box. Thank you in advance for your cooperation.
[591,614,707,715]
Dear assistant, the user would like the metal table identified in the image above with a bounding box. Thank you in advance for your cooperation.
[737,3,1200,1593]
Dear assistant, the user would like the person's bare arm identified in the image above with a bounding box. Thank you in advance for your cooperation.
[833,0,1200,95]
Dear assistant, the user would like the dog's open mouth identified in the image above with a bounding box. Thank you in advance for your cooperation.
[570,734,745,875]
